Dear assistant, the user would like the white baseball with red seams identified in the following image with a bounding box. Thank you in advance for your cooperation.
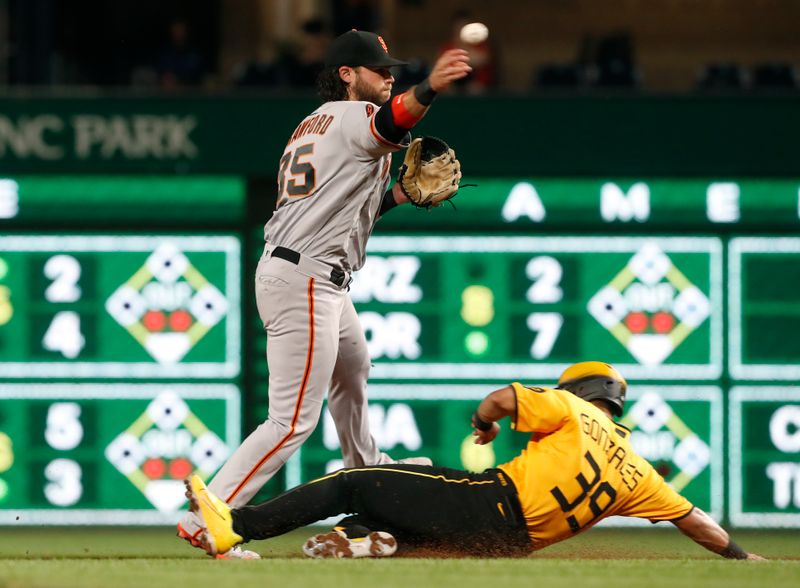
[460,22,489,45]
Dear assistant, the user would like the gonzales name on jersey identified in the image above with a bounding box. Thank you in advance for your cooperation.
[498,383,693,549]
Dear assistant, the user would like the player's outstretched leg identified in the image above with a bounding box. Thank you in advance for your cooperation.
[302,530,397,559]
[184,475,261,560]
[328,300,432,468]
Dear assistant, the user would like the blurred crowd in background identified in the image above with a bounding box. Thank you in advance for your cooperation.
[2,0,799,94]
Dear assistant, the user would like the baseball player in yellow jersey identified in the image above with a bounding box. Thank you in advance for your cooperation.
[184,362,764,561]
[176,31,471,558]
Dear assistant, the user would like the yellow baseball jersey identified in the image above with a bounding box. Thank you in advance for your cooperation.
[498,383,693,549]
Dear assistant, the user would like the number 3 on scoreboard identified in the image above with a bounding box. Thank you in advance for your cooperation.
[44,458,83,507]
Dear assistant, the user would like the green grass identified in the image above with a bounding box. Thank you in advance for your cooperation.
[0,527,798,588]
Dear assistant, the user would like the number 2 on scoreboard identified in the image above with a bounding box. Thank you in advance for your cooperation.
[41,255,86,359]
[525,256,564,359]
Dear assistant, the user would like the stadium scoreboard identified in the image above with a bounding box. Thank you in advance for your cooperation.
[350,236,721,380]
[0,235,240,378]
[1,176,800,526]
[0,384,239,524]
[1,177,245,524]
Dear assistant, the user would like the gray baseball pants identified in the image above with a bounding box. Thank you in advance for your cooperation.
[179,244,392,538]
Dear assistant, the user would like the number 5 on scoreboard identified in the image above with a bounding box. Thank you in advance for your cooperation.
[526,312,563,359]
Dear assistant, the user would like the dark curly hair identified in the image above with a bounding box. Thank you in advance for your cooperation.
[316,66,349,102]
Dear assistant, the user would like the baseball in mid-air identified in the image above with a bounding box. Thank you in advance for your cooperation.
[459,22,489,45]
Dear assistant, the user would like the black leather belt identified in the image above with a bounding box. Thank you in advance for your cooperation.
[271,246,347,288]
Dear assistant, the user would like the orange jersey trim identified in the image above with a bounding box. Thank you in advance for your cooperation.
[226,277,316,502]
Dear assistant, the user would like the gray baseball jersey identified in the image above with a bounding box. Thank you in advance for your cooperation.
[178,100,412,547]
[265,100,410,272]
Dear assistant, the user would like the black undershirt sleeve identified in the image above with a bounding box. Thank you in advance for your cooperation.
[374,102,412,145]
[378,188,399,217]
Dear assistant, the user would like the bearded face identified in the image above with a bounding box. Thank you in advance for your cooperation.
[349,67,394,105]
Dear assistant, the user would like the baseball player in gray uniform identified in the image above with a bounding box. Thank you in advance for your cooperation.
[178,30,471,558]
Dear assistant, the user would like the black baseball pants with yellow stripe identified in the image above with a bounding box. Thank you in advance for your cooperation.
[231,465,531,556]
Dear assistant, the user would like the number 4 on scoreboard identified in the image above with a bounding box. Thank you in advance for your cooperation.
[42,311,85,359]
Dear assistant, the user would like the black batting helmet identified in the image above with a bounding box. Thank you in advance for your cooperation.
[557,361,628,417]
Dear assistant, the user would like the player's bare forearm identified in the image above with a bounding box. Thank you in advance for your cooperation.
[672,507,765,560]
[472,386,516,444]
[392,182,409,205]
[476,386,516,421]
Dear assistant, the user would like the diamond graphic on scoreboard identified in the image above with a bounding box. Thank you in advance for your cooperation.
[105,433,147,475]
[627,391,672,434]
[105,286,147,326]
[621,392,710,492]
[673,286,711,328]
[147,392,189,431]
[629,244,671,285]
[105,243,229,364]
[189,285,229,326]
[587,243,710,366]
[105,391,230,513]
[672,434,711,477]
[191,432,230,474]
[588,286,627,328]
[146,243,189,283]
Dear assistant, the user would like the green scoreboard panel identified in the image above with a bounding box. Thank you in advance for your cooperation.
[378,179,800,230]
[729,238,800,380]
[0,235,241,378]
[353,236,722,380]
[2,175,799,527]
[0,176,245,225]
[0,176,246,525]
[292,385,722,522]
[616,386,723,523]
[729,388,800,527]
[0,384,240,524]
